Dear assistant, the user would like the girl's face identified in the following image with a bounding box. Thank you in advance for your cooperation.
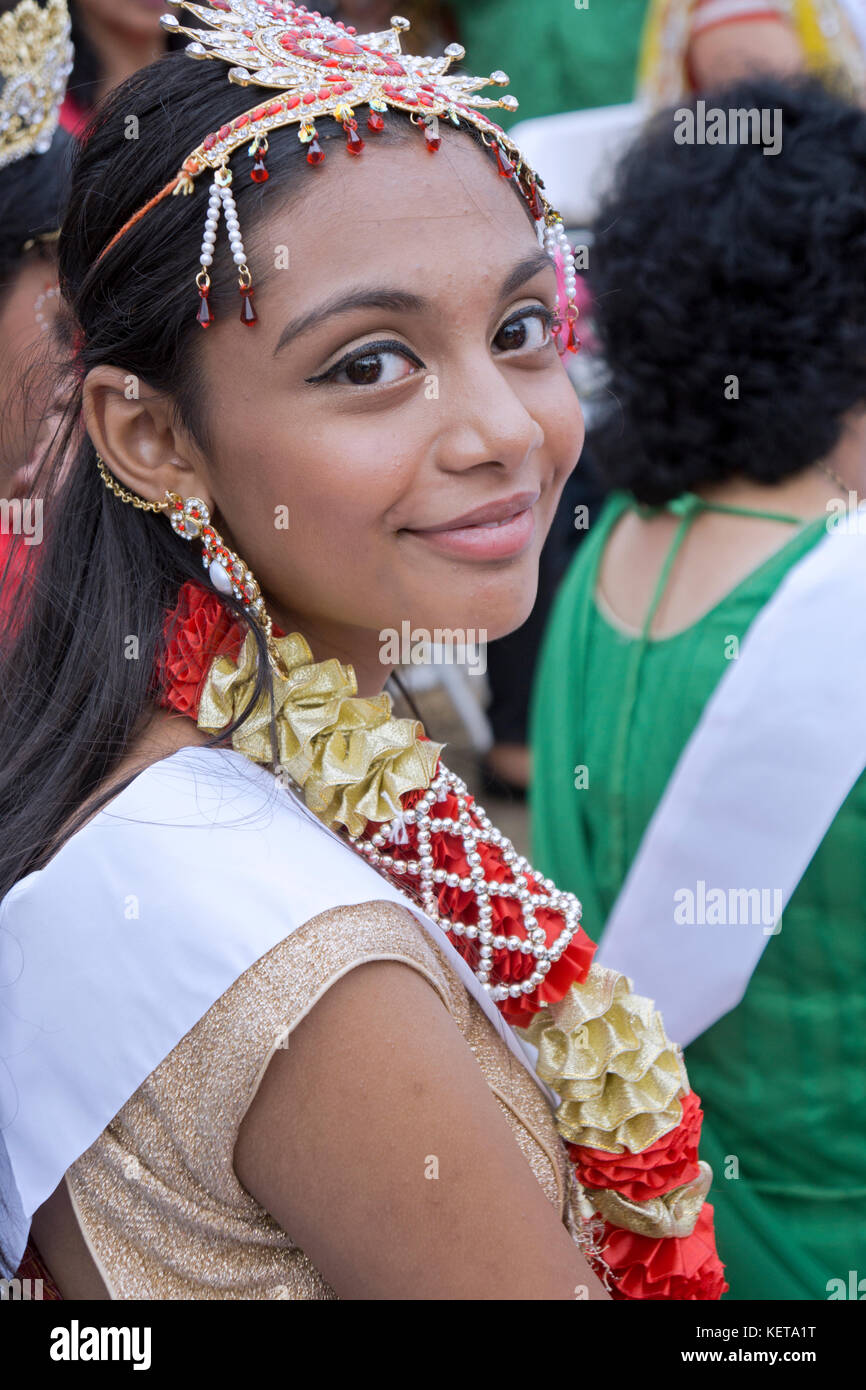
[189,132,584,692]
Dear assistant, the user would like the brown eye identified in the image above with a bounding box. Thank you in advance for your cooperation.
[493,307,555,354]
[345,354,383,385]
[310,338,424,388]
[495,319,528,351]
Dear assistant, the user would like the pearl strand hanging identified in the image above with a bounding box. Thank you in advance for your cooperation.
[543,216,580,354]
[196,165,257,326]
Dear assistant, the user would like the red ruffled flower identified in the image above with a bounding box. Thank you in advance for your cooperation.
[154,579,246,716]
[600,1202,728,1300]
[569,1090,704,1202]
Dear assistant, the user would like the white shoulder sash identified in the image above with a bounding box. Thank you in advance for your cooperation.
[597,504,866,1045]
[0,746,551,1273]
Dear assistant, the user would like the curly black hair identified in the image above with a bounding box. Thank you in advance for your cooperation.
[588,74,866,505]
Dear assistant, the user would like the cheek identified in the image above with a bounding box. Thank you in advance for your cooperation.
[211,398,418,578]
[544,368,585,472]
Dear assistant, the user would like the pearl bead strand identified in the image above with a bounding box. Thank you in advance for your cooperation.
[196,164,256,325]
[354,763,583,1003]
[543,216,580,353]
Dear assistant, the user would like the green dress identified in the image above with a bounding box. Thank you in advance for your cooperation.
[530,490,866,1300]
[449,0,650,128]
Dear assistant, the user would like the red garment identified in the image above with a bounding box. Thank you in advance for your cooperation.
[15,1241,63,1300]
[0,529,31,634]
[58,91,89,137]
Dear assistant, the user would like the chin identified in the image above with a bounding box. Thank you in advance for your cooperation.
[413,570,540,644]
[481,597,538,643]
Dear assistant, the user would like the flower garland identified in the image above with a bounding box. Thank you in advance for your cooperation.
[154,580,727,1301]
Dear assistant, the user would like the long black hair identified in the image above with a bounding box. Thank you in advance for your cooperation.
[0,48,515,907]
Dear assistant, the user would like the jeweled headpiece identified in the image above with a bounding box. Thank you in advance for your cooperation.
[0,0,72,173]
[95,1,580,348]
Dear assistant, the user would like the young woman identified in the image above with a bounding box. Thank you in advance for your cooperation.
[0,2,724,1300]
[531,75,866,1300]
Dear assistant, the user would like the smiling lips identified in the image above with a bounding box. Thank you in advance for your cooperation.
[403,490,539,561]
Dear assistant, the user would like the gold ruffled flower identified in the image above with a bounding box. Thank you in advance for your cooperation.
[518,965,689,1154]
[197,628,444,837]
[587,1162,713,1239]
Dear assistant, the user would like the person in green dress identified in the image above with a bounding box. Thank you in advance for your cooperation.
[448,0,651,127]
[530,75,866,1300]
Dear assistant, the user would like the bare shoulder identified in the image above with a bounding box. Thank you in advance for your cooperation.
[234,956,608,1300]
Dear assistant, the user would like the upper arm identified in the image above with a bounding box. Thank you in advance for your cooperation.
[234,959,608,1300]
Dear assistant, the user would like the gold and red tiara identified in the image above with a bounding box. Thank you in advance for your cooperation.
[96,2,579,348]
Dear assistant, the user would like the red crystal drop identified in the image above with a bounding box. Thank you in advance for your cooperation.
[367,110,384,132]
[197,289,214,328]
[239,286,258,325]
[345,123,364,155]
[306,136,325,165]
[527,181,544,220]
[323,34,363,55]
[494,144,514,178]
[251,154,269,182]
[424,125,441,152]
[566,323,581,353]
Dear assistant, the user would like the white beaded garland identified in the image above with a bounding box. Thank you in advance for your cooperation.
[353,763,583,1003]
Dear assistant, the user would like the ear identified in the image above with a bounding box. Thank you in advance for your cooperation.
[82,364,212,509]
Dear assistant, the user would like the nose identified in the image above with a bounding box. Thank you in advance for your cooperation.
[429,350,546,477]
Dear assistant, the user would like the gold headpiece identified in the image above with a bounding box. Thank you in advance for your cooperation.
[94,1,580,347]
[0,0,72,172]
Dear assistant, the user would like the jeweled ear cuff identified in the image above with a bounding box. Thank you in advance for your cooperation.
[97,451,280,650]
[94,3,581,350]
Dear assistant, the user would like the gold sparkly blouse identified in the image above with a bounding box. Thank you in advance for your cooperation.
[64,900,576,1299]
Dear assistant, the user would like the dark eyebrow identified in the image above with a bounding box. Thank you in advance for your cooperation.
[273,249,555,356]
